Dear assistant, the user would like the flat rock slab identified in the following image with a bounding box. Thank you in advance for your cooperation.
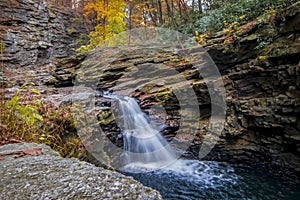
[0,143,162,199]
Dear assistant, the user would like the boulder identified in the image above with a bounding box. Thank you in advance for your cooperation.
[0,142,162,199]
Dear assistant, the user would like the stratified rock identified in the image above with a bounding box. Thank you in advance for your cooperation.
[0,143,162,200]
[0,0,89,85]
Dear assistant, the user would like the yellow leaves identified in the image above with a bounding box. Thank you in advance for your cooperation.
[4,83,43,126]
[83,0,127,48]
[239,14,246,19]
[223,20,228,26]
[31,89,41,95]
[258,56,267,60]
[265,6,276,15]
[222,21,241,44]
[194,31,210,45]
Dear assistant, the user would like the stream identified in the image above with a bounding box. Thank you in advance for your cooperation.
[123,160,300,199]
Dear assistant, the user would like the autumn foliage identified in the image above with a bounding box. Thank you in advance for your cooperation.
[81,0,126,48]
[76,0,192,50]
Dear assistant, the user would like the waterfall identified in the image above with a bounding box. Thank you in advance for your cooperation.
[109,95,176,170]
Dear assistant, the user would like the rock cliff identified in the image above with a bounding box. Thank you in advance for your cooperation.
[203,2,300,177]
[0,0,89,86]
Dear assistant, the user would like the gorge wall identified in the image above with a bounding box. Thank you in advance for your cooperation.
[203,3,300,176]
[1,0,299,178]
[59,2,299,177]
[0,0,89,87]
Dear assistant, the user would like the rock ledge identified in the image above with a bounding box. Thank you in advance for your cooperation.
[0,142,162,200]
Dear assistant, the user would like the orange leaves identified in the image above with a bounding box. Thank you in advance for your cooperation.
[84,0,108,20]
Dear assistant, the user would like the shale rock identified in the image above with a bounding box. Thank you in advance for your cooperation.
[0,0,89,86]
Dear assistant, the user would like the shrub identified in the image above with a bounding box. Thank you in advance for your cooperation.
[0,83,43,142]
[193,0,298,34]
[0,84,86,159]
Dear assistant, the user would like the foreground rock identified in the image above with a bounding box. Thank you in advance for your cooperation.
[0,143,162,199]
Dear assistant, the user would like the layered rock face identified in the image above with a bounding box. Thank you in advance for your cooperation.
[0,0,88,86]
[203,2,300,176]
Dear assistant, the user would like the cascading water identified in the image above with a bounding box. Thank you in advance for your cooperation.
[109,95,176,169]
[107,94,300,200]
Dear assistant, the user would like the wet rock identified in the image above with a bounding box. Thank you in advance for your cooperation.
[0,143,162,200]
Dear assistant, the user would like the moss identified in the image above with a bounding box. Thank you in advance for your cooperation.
[148,87,169,94]
[72,17,83,24]
[155,91,173,106]
[76,33,90,45]
[98,110,115,125]
[260,36,293,57]
[0,41,5,52]
[66,28,77,35]
[243,34,259,41]
[140,83,157,93]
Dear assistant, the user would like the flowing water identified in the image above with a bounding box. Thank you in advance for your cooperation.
[109,95,300,199]
[109,95,176,168]
[123,160,300,199]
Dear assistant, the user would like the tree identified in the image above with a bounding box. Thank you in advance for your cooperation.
[126,0,159,28]
[83,0,127,47]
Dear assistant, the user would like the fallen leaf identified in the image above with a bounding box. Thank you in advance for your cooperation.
[0,147,42,159]
[22,148,42,156]
[9,139,23,143]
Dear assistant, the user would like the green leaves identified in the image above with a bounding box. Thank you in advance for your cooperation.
[4,84,43,126]
[193,0,298,34]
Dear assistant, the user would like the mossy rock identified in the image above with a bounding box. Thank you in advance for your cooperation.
[155,91,174,106]
[98,110,115,125]
[260,37,294,57]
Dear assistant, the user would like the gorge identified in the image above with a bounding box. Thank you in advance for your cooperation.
[1,0,300,199]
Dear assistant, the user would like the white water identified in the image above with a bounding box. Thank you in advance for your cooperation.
[109,95,177,170]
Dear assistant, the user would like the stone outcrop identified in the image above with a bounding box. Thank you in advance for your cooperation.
[0,0,89,86]
[202,2,300,177]
[0,142,162,199]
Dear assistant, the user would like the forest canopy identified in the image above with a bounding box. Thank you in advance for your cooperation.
[48,0,298,49]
